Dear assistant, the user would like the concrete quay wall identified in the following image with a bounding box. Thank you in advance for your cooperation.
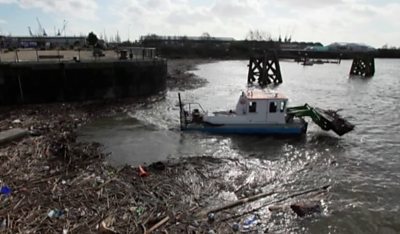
[0,59,167,105]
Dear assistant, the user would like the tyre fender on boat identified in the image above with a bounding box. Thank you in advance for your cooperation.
[237,91,247,114]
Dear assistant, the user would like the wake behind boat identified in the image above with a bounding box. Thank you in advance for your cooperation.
[178,89,354,136]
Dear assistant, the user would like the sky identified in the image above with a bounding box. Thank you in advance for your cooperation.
[0,0,399,48]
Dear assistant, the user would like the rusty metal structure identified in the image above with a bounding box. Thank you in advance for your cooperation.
[349,56,375,77]
[248,52,282,86]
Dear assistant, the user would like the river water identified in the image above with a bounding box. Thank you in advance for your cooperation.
[79,59,400,233]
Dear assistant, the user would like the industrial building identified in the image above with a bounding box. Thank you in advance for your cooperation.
[0,36,86,49]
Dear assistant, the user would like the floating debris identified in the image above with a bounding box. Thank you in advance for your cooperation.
[290,202,322,217]
[47,209,64,219]
[138,165,149,177]
[0,186,11,196]
[242,214,259,229]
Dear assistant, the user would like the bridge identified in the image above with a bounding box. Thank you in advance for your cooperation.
[248,50,375,86]
[277,49,376,60]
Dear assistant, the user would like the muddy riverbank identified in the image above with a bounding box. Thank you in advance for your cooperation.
[0,59,326,233]
[166,59,210,90]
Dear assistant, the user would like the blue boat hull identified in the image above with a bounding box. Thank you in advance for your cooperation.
[183,122,308,135]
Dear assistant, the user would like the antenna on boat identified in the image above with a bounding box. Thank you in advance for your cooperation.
[178,93,184,130]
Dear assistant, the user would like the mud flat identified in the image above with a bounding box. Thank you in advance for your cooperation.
[166,59,210,90]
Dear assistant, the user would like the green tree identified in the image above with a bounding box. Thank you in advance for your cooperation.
[86,32,98,46]
[201,32,211,40]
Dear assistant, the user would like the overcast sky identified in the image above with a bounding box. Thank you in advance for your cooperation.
[0,0,398,48]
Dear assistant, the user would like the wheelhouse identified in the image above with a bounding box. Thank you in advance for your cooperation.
[235,89,288,124]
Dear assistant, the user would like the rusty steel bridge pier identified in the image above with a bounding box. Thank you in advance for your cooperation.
[248,51,282,86]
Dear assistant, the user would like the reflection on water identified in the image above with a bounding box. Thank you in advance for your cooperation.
[79,59,400,233]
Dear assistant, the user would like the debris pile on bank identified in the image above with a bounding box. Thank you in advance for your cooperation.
[0,101,329,233]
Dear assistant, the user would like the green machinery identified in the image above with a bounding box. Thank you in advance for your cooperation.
[287,104,354,136]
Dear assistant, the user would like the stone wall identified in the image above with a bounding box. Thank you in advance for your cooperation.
[0,60,167,105]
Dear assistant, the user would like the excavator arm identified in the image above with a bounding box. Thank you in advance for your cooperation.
[287,104,354,136]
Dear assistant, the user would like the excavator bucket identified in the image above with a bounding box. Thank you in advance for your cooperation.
[313,108,354,136]
[287,104,354,136]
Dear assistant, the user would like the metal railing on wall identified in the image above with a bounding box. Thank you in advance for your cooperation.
[114,47,156,61]
[0,47,158,63]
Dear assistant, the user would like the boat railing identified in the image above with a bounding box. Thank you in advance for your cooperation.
[185,103,206,115]
[178,93,206,130]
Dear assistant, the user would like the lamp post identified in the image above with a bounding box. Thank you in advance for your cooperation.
[128,24,131,43]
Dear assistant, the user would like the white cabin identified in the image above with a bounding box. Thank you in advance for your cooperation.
[204,89,288,124]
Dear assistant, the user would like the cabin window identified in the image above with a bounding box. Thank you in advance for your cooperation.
[249,102,257,113]
[280,101,286,112]
[269,102,277,113]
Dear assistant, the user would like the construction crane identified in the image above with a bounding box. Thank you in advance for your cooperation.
[56,20,67,37]
[61,20,67,37]
[27,26,34,37]
[36,17,47,37]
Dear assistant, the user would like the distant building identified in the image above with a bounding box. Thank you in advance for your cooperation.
[0,35,5,48]
[281,42,323,51]
[304,45,329,52]
[140,34,235,48]
[325,42,376,52]
[0,36,86,49]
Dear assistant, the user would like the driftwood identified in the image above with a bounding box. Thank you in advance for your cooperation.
[197,191,276,217]
[221,185,330,222]
[146,216,170,233]
[198,184,330,218]
[0,128,28,145]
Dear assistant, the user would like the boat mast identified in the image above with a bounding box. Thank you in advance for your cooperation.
[178,93,184,130]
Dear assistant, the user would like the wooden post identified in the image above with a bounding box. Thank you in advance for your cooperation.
[59,63,66,101]
[248,51,282,87]
[350,56,375,77]
[17,74,24,102]
[15,49,19,63]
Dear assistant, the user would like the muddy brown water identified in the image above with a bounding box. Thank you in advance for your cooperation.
[79,59,400,233]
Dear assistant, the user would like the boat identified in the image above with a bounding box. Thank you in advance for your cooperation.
[312,59,325,65]
[302,59,314,66]
[178,89,354,136]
